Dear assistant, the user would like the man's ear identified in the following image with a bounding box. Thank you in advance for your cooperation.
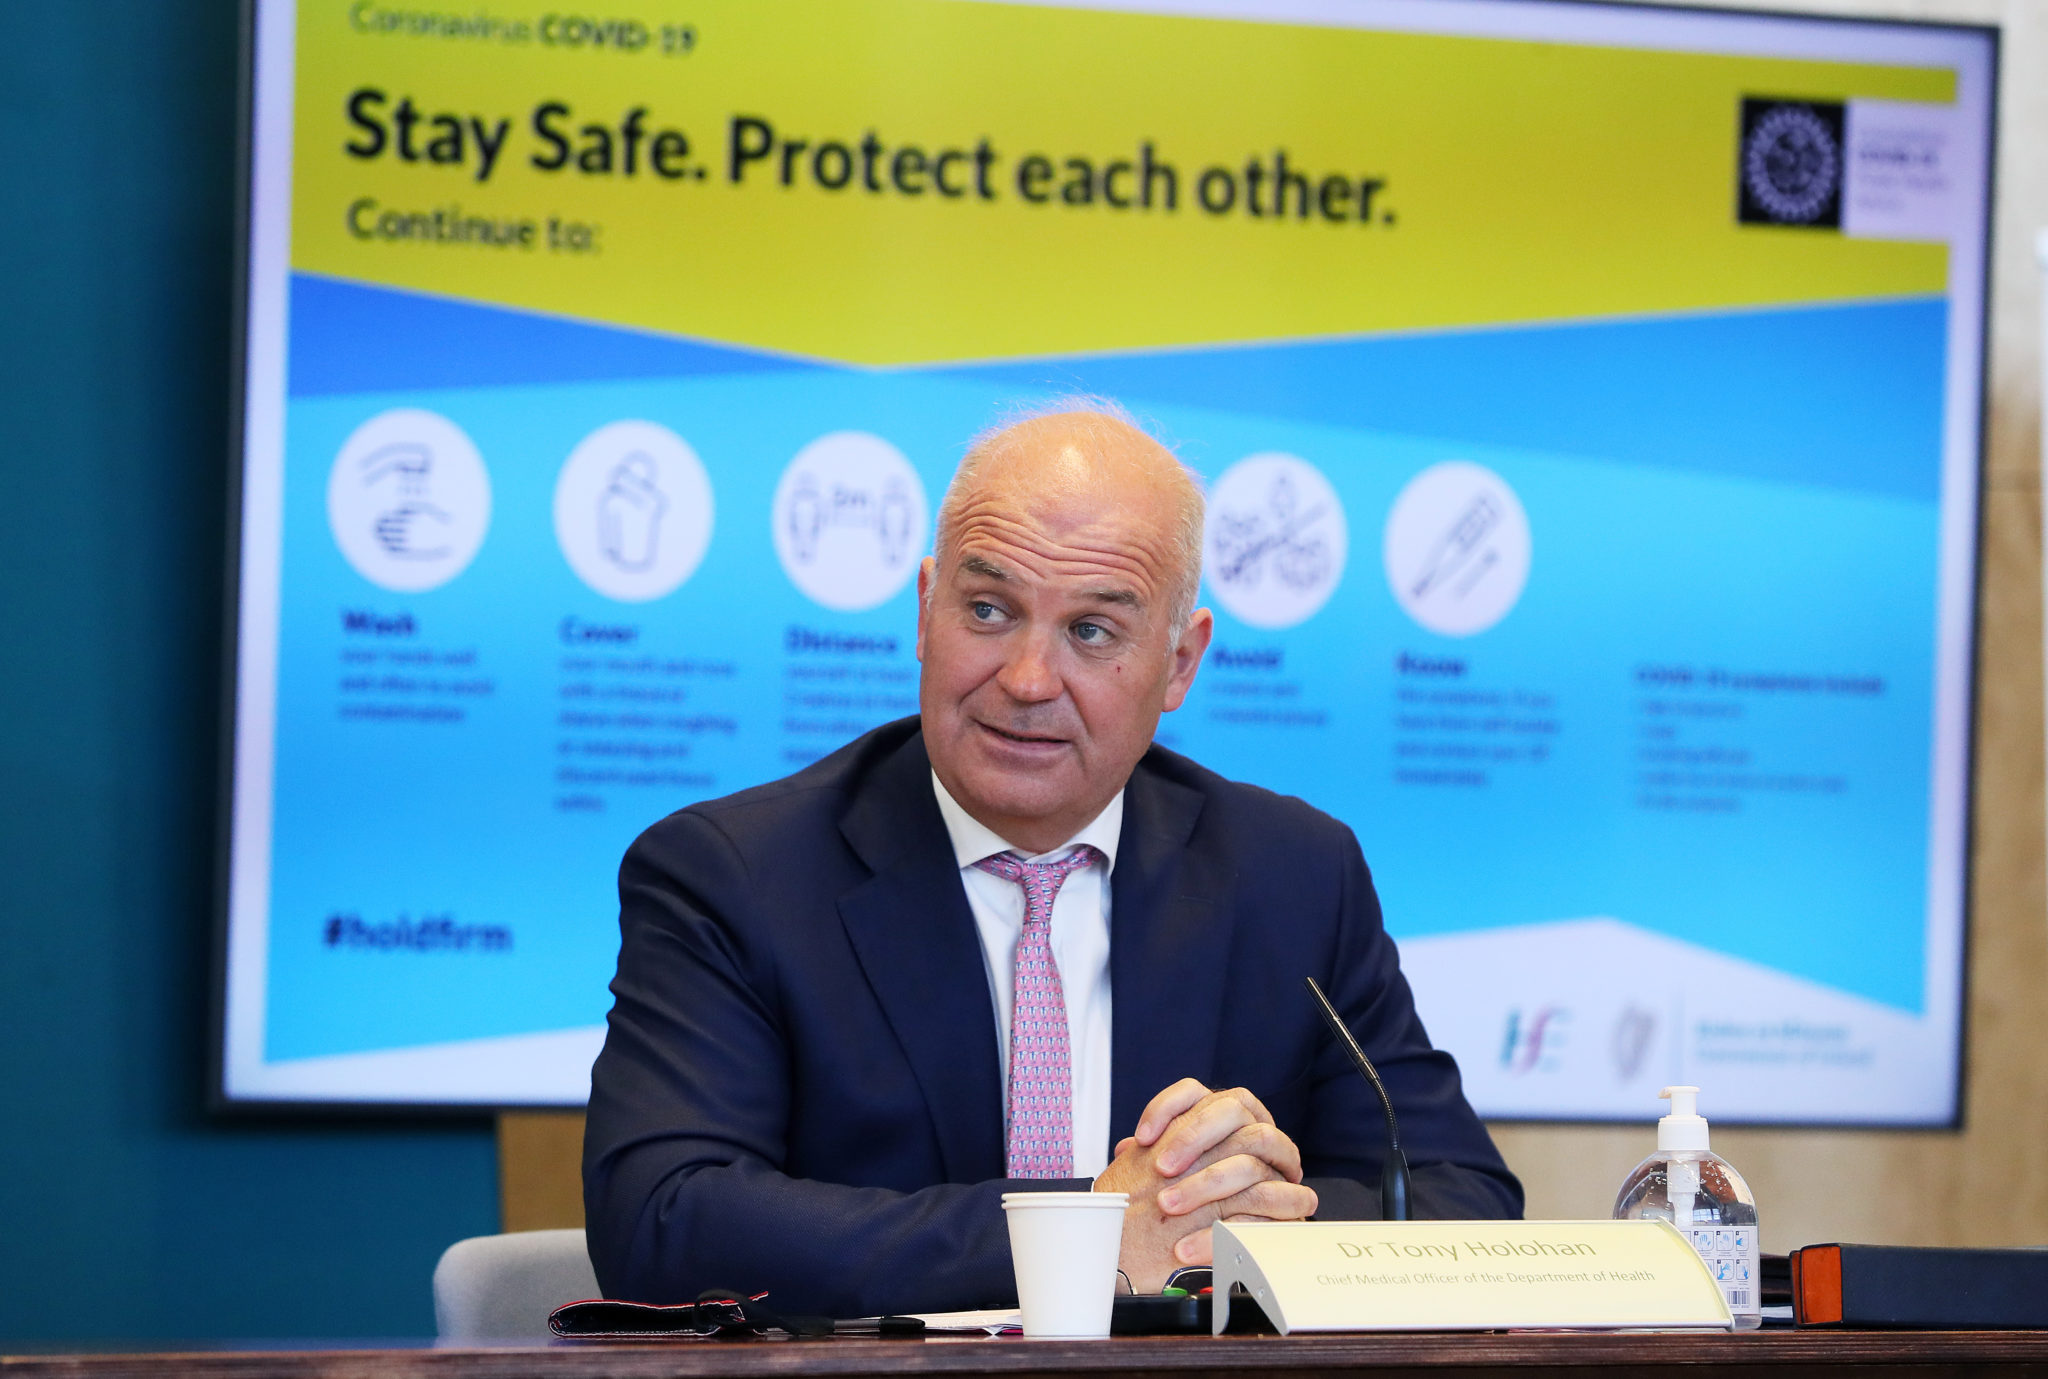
[914,557,936,662]
[1160,607,1214,712]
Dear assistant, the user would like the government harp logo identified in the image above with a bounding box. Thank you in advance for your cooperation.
[1737,98,1846,229]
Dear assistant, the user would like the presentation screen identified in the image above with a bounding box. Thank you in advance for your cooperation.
[220,0,1994,1119]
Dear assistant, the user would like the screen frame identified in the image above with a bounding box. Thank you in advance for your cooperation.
[208,0,2001,1119]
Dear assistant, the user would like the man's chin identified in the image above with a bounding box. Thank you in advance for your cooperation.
[950,755,1082,823]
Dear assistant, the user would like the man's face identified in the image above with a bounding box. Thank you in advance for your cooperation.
[916,455,1212,853]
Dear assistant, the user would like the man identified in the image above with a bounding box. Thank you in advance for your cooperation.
[584,406,1520,1317]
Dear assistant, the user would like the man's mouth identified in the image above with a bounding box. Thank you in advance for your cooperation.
[978,721,1069,748]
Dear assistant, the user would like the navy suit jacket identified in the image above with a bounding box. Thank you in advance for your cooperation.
[584,717,1521,1317]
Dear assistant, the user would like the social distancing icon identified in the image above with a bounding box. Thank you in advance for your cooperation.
[771,431,927,612]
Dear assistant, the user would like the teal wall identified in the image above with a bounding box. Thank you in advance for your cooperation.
[0,4,500,1343]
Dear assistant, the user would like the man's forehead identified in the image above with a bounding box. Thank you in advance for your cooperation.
[938,414,1191,610]
[950,469,1177,559]
[956,551,1146,607]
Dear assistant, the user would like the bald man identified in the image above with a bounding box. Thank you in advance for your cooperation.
[583,407,1520,1318]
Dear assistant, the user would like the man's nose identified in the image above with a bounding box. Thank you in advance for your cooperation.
[995,626,1063,703]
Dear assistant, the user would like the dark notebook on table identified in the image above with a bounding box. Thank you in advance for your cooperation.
[1792,1243,2048,1329]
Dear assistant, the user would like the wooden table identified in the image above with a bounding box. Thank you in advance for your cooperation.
[10,1330,2048,1379]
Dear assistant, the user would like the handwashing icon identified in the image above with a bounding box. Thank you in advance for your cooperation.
[372,502,453,560]
[327,409,492,593]
[360,442,432,495]
[360,443,450,560]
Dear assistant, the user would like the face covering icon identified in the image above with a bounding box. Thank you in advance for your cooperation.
[598,452,669,573]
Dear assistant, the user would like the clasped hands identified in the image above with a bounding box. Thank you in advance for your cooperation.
[1091,1078,1317,1292]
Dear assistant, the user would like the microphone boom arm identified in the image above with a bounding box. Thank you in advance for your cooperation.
[1305,975,1412,1222]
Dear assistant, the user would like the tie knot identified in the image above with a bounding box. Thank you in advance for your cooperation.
[973,845,1103,922]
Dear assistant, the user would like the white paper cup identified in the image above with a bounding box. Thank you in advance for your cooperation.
[1001,1190,1128,1338]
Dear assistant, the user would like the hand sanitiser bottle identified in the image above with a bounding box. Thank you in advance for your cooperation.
[1613,1086,1761,1330]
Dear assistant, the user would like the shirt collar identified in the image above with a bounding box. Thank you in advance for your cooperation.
[930,770,1123,873]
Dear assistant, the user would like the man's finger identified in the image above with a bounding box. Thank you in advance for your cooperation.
[1184,1122,1304,1185]
[1157,1152,1286,1216]
[1112,1136,1138,1159]
[1182,1123,1303,1183]
[1216,1085,1277,1129]
[1172,1225,1215,1266]
[1153,1091,1258,1176]
[1133,1078,1212,1146]
[1210,1179,1318,1223]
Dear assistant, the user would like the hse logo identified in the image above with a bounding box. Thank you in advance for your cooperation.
[1737,98,1846,229]
[1499,1005,1569,1076]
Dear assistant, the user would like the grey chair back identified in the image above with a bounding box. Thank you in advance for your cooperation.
[432,1228,600,1341]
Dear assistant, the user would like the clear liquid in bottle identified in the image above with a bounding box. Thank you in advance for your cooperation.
[1612,1086,1760,1330]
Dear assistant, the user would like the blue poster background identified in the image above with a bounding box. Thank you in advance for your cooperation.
[265,278,1944,1060]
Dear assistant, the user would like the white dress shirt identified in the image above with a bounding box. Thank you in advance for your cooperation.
[931,771,1121,1179]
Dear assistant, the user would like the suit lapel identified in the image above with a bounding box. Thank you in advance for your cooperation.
[838,733,1006,1183]
[1109,756,1234,1146]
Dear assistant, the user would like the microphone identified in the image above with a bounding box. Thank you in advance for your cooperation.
[1305,975,1411,1222]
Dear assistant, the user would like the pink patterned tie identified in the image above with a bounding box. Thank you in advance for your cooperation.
[973,845,1103,1179]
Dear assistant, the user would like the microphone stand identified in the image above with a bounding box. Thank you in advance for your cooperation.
[1305,976,1411,1221]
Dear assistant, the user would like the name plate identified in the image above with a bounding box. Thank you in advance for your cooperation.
[1210,1219,1732,1334]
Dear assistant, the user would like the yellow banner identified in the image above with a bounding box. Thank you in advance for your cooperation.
[293,0,1952,364]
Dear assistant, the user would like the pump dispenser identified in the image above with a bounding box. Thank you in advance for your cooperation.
[1659,1085,1710,1149]
[1613,1086,1760,1330]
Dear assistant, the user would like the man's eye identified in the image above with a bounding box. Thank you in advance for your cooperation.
[1074,621,1110,644]
[970,601,1002,622]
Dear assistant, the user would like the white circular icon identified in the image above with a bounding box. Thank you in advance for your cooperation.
[771,431,928,611]
[1203,453,1349,629]
[327,409,492,593]
[1383,461,1531,637]
[553,421,714,603]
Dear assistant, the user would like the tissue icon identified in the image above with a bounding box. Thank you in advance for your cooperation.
[598,452,669,573]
